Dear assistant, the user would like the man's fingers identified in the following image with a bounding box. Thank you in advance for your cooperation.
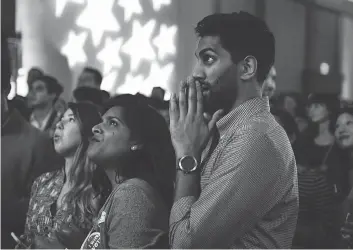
[208,109,224,131]
[188,80,197,115]
[196,80,204,115]
[179,80,187,119]
[169,93,179,124]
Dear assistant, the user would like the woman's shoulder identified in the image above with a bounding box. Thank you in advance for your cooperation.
[111,178,164,210]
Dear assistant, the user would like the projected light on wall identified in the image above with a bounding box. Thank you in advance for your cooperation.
[57,0,177,99]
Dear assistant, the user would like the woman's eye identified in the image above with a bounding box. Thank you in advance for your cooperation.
[109,120,118,127]
[69,117,75,122]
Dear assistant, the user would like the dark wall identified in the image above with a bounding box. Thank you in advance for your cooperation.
[1,0,16,36]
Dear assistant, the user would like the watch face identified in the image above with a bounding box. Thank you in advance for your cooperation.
[180,156,197,172]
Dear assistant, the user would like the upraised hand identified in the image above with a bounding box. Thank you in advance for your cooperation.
[169,77,223,161]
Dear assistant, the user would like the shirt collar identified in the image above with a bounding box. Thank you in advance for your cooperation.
[217,97,270,136]
[30,108,54,131]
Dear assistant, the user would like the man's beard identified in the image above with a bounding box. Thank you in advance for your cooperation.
[203,89,237,115]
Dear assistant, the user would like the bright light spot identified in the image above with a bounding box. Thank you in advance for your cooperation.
[320,62,330,75]
[97,37,124,74]
[117,73,145,95]
[151,0,171,11]
[7,81,16,100]
[76,0,120,47]
[16,68,29,97]
[122,20,157,72]
[61,31,88,68]
[140,62,174,96]
[18,68,26,75]
[101,70,119,93]
[117,0,142,22]
[153,24,177,60]
[55,0,84,18]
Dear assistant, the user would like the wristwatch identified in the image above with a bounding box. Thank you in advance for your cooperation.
[177,155,198,173]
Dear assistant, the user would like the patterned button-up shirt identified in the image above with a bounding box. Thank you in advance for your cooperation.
[169,97,299,248]
[21,169,93,246]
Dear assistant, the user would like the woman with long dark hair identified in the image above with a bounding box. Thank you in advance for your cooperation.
[333,107,353,248]
[17,102,111,249]
[81,94,175,249]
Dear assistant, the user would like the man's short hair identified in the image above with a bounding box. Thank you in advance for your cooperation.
[195,11,275,83]
[33,75,63,96]
[1,32,11,93]
[83,67,103,87]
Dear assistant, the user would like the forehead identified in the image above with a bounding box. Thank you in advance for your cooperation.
[63,108,74,116]
[32,80,46,89]
[80,71,95,79]
[195,36,228,54]
[103,106,126,118]
[338,113,353,122]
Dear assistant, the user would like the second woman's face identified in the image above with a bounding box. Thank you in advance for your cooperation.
[53,108,82,156]
[87,106,135,166]
[335,113,353,149]
[307,103,329,123]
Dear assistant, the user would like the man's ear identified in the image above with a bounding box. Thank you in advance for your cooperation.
[240,55,257,81]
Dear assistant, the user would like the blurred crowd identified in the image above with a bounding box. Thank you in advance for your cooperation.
[2,10,353,249]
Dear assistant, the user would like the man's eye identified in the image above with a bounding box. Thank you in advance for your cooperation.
[203,55,215,65]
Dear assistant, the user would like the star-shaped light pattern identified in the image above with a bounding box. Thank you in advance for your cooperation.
[61,31,88,68]
[76,0,120,47]
[153,24,177,60]
[122,20,157,72]
[97,37,124,74]
[55,0,84,18]
[139,62,174,97]
[117,73,145,95]
[117,0,143,22]
[101,70,119,93]
[150,0,172,11]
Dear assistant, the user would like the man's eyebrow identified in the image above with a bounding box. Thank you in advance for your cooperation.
[195,48,216,58]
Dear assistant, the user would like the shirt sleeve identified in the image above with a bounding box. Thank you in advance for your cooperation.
[169,129,293,248]
[106,184,168,249]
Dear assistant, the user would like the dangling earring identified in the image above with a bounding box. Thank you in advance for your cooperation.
[131,145,142,151]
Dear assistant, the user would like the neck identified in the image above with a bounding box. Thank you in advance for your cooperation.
[318,119,331,135]
[230,82,262,113]
[32,104,52,120]
[64,156,75,184]
[104,168,127,189]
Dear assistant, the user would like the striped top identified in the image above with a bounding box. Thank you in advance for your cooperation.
[169,97,299,249]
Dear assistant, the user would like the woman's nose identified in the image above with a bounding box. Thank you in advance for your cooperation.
[92,124,103,134]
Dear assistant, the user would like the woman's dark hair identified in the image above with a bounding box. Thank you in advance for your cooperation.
[103,94,176,208]
[61,102,111,226]
[329,107,353,134]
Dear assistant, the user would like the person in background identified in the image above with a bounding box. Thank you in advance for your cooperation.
[27,75,64,137]
[1,32,62,249]
[333,107,353,248]
[27,67,44,86]
[17,102,111,249]
[271,107,299,144]
[73,86,109,106]
[77,67,102,89]
[168,12,298,248]
[276,92,309,133]
[82,94,175,249]
[293,94,349,248]
[261,65,277,100]
[151,86,166,101]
